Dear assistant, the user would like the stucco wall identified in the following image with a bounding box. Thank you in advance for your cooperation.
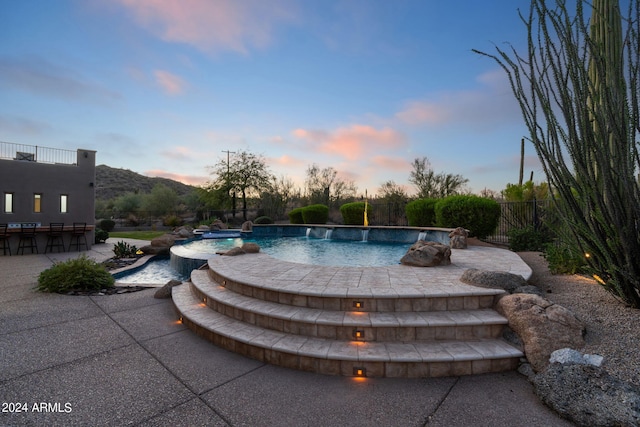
[0,148,96,249]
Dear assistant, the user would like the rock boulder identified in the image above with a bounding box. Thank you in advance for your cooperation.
[534,363,640,426]
[154,279,183,299]
[400,241,451,267]
[460,268,527,293]
[496,293,585,372]
[448,227,468,249]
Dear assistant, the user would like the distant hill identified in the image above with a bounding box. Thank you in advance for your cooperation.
[95,164,199,201]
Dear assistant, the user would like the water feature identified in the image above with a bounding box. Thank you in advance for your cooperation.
[306,228,311,238]
[417,231,427,242]
[324,229,333,240]
[361,229,369,242]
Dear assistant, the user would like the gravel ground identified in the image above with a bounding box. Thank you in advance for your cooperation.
[517,251,640,386]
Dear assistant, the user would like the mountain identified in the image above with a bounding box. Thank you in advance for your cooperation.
[95,164,199,201]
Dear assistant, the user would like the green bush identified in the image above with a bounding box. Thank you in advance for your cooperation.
[435,195,500,239]
[94,227,109,244]
[405,198,438,226]
[113,240,138,258]
[288,207,305,224]
[38,255,115,293]
[339,202,370,225]
[301,204,329,224]
[163,215,182,227]
[254,216,274,224]
[543,241,588,274]
[507,226,552,251]
[99,219,116,232]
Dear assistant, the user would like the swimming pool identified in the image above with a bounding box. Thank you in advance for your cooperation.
[181,236,411,267]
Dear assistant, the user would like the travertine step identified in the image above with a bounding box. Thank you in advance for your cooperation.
[190,270,508,342]
[172,283,522,378]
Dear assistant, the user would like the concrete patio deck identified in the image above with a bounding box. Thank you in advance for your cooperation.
[0,239,573,426]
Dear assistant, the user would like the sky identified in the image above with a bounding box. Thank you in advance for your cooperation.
[1,0,545,196]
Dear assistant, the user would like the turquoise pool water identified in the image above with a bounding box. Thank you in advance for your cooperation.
[114,257,189,283]
[182,236,411,267]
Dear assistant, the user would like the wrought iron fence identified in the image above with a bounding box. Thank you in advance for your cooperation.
[486,199,552,245]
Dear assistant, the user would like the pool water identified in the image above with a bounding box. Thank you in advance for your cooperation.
[182,237,411,267]
[116,258,189,284]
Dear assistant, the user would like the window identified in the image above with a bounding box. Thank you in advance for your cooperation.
[34,193,42,213]
[4,193,13,213]
[60,194,68,213]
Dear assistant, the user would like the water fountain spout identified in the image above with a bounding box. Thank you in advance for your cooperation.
[324,229,333,240]
[306,228,311,238]
[362,229,369,242]
[417,231,427,242]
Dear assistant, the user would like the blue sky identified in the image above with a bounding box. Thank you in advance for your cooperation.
[1,0,543,195]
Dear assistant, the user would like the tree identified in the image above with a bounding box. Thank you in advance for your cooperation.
[260,175,300,220]
[474,0,640,307]
[305,164,357,206]
[208,150,273,221]
[142,184,178,217]
[377,180,408,204]
[408,157,468,198]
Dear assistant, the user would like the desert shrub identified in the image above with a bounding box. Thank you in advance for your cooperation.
[435,195,500,239]
[99,219,116,232]
[302,204,329,224]
[288,207,305,224]
[543,241,588,274]
[254,216,274,224]
[405,198,438,226]
[163,215,182,227]
[112,240,138,258]
[94,227,109,244]
[38,255,114,293]
[507,226,552,251]
[339,202,370,225]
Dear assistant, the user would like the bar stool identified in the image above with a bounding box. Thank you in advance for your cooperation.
[0,223,11,256]
[45,223,66,253]
[68,222,88,251]
[17,224,38,255]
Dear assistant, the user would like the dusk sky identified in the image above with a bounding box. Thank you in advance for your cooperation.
[2,0,544,196]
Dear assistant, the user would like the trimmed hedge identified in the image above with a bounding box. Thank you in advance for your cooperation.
[301,204,329,224]
[405,198,438,226]
[339,202,370,225]
[288,207,305,224]
[99,218,115,232]
[435,195,500,239]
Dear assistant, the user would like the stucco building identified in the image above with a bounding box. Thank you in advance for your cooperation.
[0,141,96,252]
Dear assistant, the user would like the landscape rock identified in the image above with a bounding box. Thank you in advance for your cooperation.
[513,284,545,297]
[496,293,585,372]
[242,221,253,232]
[154,279,183,299]
[140,233,176,255]
[400,241,451,267]
[210,219,228,230]
[242,242,260,253]
[533,363,640,426]
[219,247,245,256]
[460,268,527,293]
[549,348,604,367]
[448,227,468,249]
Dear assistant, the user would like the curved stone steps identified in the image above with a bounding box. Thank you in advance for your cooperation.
[189,269,508,342]
[172,282,522,378]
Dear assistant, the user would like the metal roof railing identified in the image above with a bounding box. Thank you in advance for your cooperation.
[0,141,77,165]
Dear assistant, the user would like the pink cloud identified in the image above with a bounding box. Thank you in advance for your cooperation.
[116,0,297,54]
[145,169,208,186]
[291,124,406,160]
[271,154,305,167]
[154,70,187,95]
